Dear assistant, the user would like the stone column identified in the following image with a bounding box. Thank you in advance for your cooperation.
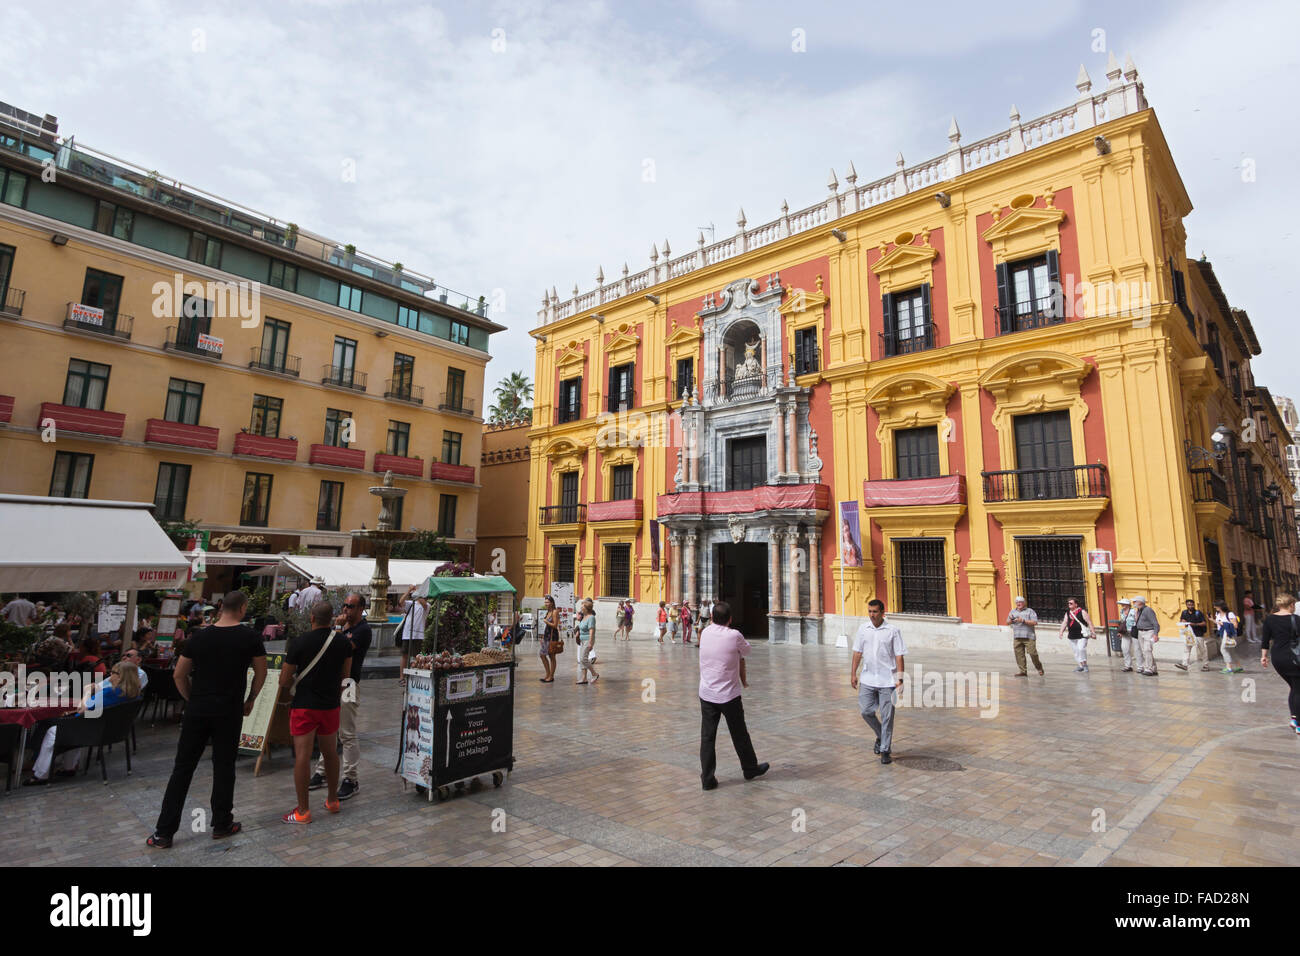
[785,402,798,475]
[775,401,786,480]
[808,528,822,616]
[785,525,801,615]
[769,529,783,614]
[668,531,682,605]
[685,530,698,608]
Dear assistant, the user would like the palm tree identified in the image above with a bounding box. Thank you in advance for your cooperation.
[488,371,533,423]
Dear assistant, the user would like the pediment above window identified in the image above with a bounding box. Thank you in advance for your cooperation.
[977,350,1091,401]
[870,235,938,294]
[982,193,1066,262]
[865,372,954,416]
[665,323,702,348]
[556,344,587,373]
[777,275,829,316]
[604,328,640,365]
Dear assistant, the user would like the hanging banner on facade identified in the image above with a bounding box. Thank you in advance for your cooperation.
[838,502,863,568]
[649,519,660,572]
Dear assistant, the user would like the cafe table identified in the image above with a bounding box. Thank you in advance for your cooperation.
[0,703,76,789]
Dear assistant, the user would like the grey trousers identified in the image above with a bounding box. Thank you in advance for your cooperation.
[859,684,896,753]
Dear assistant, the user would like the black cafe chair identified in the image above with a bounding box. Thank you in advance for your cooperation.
[0,723,21,792]
[143,666,184,724]
[51,699,145,783]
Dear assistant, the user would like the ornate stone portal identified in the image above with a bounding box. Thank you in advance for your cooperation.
[660,275,830,644]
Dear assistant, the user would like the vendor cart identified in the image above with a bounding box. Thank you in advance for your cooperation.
[398,575,517,802]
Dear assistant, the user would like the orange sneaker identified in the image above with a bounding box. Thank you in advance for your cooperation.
[282,807,312,824]
[325,798,341,814]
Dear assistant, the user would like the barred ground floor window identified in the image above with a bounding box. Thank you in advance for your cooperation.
[604,543,631,597]
[895,539,947,615]
[553,545,576,585]
[1018,536,1084,622]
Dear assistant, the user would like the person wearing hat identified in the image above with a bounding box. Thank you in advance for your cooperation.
[299,578,325,610]
[1006,596,1042,677]
[1131,595,1161,676]
[1116,598,1138,672]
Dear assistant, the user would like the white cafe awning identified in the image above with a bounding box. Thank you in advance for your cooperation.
[0,494,190,592]
[275,555,458,592]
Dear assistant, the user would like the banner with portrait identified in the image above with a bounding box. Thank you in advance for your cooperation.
[838,501,863,569]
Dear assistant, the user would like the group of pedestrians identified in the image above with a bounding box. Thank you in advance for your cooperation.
[146,588,370,848]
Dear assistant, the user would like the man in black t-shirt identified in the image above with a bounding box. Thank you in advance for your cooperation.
[148,590,267,849]
[280,602,352,823]
[1177,598,1211,672]
[309,591,371,800]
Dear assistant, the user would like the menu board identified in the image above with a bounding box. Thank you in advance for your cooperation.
[238,653,284,754]
[401,670,435,788]
[97,604,127,634]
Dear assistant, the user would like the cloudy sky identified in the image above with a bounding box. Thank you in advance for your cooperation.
[2,0,1296,399]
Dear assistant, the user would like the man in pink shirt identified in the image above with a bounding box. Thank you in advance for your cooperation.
[697,600,769,790]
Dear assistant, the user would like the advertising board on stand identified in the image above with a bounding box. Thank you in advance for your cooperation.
[400,670,434,788]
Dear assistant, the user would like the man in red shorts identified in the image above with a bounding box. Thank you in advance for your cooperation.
[279,602,352,824]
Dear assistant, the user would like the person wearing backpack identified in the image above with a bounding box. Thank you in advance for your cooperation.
[279,601,352,824]
[1260,593,1300,735]
[1057,597,1094,673]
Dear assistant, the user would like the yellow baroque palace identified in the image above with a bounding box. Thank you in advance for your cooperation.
[525,57,1297,645]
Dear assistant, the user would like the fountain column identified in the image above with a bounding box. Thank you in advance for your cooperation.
[353,471,416,629]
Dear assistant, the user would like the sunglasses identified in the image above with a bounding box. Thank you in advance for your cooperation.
[343,603,361,609]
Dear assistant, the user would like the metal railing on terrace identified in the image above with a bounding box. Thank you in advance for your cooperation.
[0,130,490,319]
[981,464,1109,502]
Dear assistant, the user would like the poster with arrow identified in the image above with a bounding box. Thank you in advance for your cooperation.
[434,690,513,781]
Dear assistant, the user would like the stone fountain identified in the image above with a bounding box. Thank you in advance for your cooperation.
[352,471,416,625]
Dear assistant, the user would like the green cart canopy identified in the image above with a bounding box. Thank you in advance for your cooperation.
[417,575,516,599]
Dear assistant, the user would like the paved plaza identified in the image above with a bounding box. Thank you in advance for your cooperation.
[3,639,1298,867]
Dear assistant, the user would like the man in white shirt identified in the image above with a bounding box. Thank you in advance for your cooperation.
[287,588,302,612]
[298,579,324,610]
[851,598,906,765]
[396,583,429,682]
[2,595,36,625]
[697,600,768,790]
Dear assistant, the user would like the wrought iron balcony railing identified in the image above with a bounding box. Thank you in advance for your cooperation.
[249,347,301,376]
[1189,467,1229,506]
[981,464,1108,502]
[321,365,367,391]
[539,504,586,525]
[385,379,424,404]
[880,322,936,358]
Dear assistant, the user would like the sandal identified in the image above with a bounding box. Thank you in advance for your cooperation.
[146,833,172,849]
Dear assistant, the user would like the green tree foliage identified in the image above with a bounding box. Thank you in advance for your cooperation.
[487,370,533,424]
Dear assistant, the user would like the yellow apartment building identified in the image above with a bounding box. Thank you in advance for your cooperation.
[524,56,1297,646]
[0,104,503,594]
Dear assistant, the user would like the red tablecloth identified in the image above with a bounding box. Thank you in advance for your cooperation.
[0,705,74,729]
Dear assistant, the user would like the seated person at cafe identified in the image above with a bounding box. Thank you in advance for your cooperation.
[111,647,150,690]
[24,662,143,784]
[99,622,125,658]
[133,627,160,660]
[69,636,108,677]
[30,624,75,672]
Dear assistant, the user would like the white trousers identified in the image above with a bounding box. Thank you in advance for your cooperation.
[32,726,81,779]
[1138,630,1157,672]
[1071,637,1089,666]
[1121,635,1138,669]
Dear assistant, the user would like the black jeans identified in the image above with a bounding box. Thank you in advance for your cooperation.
[154,713,243,838]
[699,696,758,783]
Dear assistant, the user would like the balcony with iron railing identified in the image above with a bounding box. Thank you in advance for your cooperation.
[703,365,784,405]
[165,325,222,359]
[995,298,1065,335]
[321,365,367,392]
[793,344,821,376]
[384,379,424,405]
[64,303,132,340]
[1203,340,1224,379]
[248,347,301,377]
[438,393,476,416]
[539,503,586,526]
[556,402,582,424]
[1189,467,1229,506]
[0,286,25,317]
[981,464,1109,502]
[880,323,936,358]
[0,129,492,319]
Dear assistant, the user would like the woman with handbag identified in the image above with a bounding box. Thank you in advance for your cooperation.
[1213,601,1242,673]
[1057,597,1094,673]
[1260,593,1300,735]
[538,596,559,683]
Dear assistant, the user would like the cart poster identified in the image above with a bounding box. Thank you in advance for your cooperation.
[401,670,434,787]
[434,691,513,783]
[238,653,285,755]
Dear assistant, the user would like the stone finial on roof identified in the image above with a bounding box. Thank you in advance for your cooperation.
[781,198,789,215]
[596,265,604,285]
[827,168,838,191]
[697,230,705,247]
[1106,51,1122,85]
[895,152,905,169]
[1076,64,1092,95]
[649,243,659,262]
[948,116,961,143]
[736,207,747,229]
[845,160,857,185]
[572,283,579,297]
[1009,103,1020,123]
[662,238,671,257]
[622,262,629,277]
[1123,53,1138,81]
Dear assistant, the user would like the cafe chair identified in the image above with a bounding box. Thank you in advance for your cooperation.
[51,699,145,783]
[143,666,185,724]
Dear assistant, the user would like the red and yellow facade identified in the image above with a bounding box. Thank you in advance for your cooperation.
[526,60,1297,640]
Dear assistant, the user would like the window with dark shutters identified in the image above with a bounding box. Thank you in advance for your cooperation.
[882,285,933,356]
[895,426,940,479]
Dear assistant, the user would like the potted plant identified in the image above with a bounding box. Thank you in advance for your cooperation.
[393,262,403,274]
[344,243,356,257]
[285,223,299,249]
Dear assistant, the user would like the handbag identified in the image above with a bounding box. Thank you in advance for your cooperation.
[1288,615,1300,668]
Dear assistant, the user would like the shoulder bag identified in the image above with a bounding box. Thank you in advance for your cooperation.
[292,629,338,692]
[1288,615,1300,668]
